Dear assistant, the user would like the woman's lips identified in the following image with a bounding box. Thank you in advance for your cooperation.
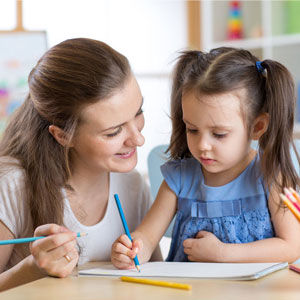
[115,148,136,159]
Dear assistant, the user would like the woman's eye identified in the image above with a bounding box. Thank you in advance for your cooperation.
[213,133,227,139]
[186,128,198,134]
[136,108,144,116]
[106,127,122,137]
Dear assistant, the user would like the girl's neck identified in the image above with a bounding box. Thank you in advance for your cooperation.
[203,148,257,187]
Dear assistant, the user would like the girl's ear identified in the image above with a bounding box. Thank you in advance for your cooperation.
[48,125,72,146]
[251,113,269,140]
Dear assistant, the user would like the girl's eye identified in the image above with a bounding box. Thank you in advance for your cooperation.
[186,128,198,134]
[213,133,227,139]
[106,127,122,137]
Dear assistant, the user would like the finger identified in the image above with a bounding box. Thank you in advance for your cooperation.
[118,234,133,248]
[111,252,136,267]
[183,247,192,255]
[47,253,79,278]
[33,224,68,237]
[195,230,210,238]
[132,239,143,253]
[32,239,78,269]
[112,240,135,258]
[61,247,79,265]
[111,251,136,270]
[31,231,77,253]
[182,238,193,248]
[187,255,197,262]
[46,239,78,262]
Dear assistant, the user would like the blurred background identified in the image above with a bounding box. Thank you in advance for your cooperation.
[1,0,300,178]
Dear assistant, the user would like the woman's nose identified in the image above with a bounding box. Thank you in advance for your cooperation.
[126,126,145,147]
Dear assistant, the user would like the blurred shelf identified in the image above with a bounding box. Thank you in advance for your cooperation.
[212,33,300,50]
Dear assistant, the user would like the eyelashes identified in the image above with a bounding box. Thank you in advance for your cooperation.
[106,109,144,138]
[106,127,122,137]
[186,128,227,139]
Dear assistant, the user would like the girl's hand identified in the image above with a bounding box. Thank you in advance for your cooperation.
[183,231,225,262]
[111,234,142,269]
[30,224,79,278]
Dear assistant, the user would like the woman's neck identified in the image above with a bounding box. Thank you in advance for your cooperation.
[67,170,109,197]
[66,169,110,226]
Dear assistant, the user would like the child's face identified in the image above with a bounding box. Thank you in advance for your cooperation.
[70,75,145,175]
[182,90,253,185]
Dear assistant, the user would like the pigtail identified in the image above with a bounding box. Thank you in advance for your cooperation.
[168,51,208,159]
[258,60,300,190]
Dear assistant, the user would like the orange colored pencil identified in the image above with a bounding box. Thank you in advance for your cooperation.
[284,188,300,212]
[288,187,300,205]
[279,193,300,222]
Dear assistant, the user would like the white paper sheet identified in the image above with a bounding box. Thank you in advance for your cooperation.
[79,261,288,280]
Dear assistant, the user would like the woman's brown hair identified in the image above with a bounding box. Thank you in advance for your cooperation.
[0,38,131,230]
[169,47,300,191]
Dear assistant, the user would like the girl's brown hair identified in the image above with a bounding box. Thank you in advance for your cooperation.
[169,47,299,191]
[0,38,131,230]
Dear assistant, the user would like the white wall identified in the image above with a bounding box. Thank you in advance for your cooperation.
[2,0,188,175]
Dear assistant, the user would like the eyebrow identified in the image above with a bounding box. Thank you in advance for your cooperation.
[183,119,232,130]
[102,97,144,132]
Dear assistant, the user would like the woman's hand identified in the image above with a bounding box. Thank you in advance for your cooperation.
[183,231,225,262]
[30,224,79,278]
[111,234,142,269]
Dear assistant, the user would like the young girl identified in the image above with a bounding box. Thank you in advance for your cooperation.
[0,38,161,291]
[111,47,300,269]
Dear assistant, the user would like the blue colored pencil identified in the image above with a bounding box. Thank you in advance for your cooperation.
[114,193,141,272]
[0,232,86,245]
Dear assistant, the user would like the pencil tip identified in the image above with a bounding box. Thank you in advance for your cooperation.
[136,265,141,272]
[78,232,88,237]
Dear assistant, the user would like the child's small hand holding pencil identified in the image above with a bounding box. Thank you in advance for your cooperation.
[111,234,143,270]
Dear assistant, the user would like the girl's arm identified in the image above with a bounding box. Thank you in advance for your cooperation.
[111,180,177,269]
[183,189,300,263]
[0,223,79,291]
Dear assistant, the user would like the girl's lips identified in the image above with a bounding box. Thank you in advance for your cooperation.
[115,148,136,159]
[200,157,216,165]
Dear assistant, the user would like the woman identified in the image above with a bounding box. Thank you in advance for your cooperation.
[0,38,159,291]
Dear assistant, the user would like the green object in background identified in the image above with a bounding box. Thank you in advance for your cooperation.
[286,0,300,34]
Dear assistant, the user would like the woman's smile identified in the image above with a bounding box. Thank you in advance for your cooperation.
[115,148,136,159]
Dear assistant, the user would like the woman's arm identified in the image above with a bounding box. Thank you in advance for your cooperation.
[111,180,177,269]
[0,223,79,291]
[0,221,43,291]
[183,189,300,263]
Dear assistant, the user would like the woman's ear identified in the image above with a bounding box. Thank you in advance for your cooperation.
[251,113,269,140]
[48,125,70,146]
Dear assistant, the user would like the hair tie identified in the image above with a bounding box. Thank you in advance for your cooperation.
[256,61,265,73]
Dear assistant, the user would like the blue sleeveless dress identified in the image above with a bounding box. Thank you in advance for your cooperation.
[160,156,274,262]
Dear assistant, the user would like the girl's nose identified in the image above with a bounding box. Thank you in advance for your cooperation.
[198,135,212,151]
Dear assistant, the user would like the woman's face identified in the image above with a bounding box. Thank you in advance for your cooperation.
[71,75,145,175]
